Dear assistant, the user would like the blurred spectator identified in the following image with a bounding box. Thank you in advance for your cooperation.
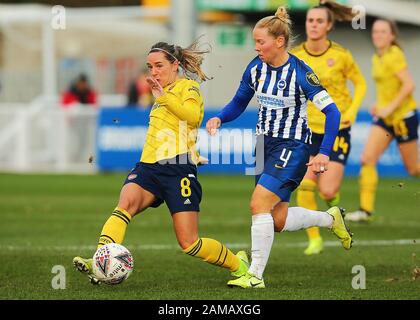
[126,69,153,109]
[61,73,98,107]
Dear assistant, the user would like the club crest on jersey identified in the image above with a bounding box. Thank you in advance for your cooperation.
[128,174,137,180]
[306,72,321,86]
[277,79,287,90]
[327,58,335,67]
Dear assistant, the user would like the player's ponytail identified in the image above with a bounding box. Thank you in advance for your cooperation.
[255,6,293,49]
[315,0,356,25]
[149,39,212,82]
[177,39,212,82]
[274,6,292,27]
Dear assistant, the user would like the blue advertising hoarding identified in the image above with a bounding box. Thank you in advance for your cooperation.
[97,107,418,176]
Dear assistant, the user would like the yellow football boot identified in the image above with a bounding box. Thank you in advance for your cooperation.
[327,207,353,250]
[230,251,250,278]
[227,272,265,289]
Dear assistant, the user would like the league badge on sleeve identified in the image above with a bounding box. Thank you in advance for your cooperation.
[306,72,321,86]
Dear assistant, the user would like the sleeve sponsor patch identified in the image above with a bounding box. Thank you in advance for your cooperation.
[306,72,321,86]
[312,90,334,111]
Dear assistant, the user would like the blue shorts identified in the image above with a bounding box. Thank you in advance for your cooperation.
[309,128,351,165]
[373,111,418,143]
[123,155,202,214]
[255,136,310,202]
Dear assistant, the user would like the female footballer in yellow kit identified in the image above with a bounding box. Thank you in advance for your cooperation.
[346,19,419,222]
[73,41,249,284]
[291,0,366,254]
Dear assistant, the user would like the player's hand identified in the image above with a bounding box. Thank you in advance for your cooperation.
[146,76,164,98]
[306,153,329,174]
[206,117,221,136]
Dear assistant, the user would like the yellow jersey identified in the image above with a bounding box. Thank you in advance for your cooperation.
[372,45,417,125]
[291,41,366,134]
[140,78,204,164]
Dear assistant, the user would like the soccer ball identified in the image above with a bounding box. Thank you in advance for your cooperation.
[92,243,134,285]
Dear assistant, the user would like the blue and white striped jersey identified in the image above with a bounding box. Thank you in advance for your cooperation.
[233,54,334,142]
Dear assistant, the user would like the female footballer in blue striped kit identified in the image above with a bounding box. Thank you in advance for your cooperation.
[206,6,353,288]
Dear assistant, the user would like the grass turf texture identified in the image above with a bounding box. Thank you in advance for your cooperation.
[0,173,419,299]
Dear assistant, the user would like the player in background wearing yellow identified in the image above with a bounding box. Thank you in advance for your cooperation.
[346,19,419,222]
[291,0,366,254]
[73,40,249,284]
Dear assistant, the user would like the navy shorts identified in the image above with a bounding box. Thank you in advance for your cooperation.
[373,111,419,143]
[123,155,202,214]
[255,136,310,202]
[309,128,351,165]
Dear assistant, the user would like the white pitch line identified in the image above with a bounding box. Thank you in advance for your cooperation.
[0,239,419,252]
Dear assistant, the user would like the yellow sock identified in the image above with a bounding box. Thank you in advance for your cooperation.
[359,165,378,213]
[183,238,239,272]
[319,192,340,208]
[297,179,320,240]
[97,207,132,250]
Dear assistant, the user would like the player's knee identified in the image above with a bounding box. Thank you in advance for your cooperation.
[250,199,267,215]
[178,237,198,250]
[319,189,338,201]
[361,153,376,166]
[117,198,138,217]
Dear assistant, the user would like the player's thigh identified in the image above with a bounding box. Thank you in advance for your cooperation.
[398,140,420,176]
[172,211,199,249]
[361,125,393,165]
[118,183,156,217]
[318,161,345,199]
[250,184,281,214]
[271,201,289,232]
[255,137,309,213]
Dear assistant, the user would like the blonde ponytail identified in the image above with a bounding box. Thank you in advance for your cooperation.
[255,6,293,49]
[275,6,292,26]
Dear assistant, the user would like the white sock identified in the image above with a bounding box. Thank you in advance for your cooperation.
[282,207,333,232]
[248,213,274,279]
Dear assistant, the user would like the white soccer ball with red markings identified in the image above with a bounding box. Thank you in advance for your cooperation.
[92,243,134,285]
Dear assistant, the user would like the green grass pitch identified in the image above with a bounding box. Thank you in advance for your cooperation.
[0,173,419,299]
